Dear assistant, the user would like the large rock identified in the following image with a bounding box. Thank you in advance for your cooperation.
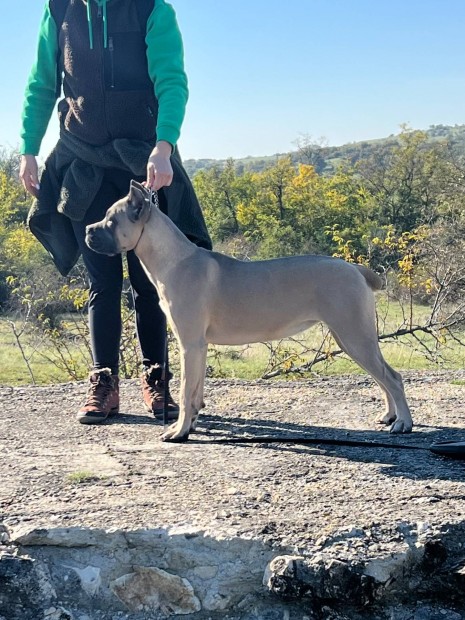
[110,566,201,615]
[263,554,375,605]
[0,555,56,620]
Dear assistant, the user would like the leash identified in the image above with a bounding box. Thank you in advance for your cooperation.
[148,187,170,428]
[163,339,170,428]
[194,435,465,460]
[148,187,159,210]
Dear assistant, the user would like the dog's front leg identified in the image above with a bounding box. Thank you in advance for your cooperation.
[161,344,206,442]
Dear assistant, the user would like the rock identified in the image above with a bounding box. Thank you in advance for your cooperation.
[263,555,314,599]
[364,550,412,584]
[416,521,431,538]
[263,553,376,606]
[192,565,218,579]
[420,539,448,573]
[413,607,463,620]
[319,608,351,620]
[110,566,201,615]
[0,555,56,619]
[43,607,74,620]
[64,565,101,597]
[14,526,125,549]
[202,591,232,611]
[0,524,10,544]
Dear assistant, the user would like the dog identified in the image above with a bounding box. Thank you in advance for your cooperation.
[85,180,413,442]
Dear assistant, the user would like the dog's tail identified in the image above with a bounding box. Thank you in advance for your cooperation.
[355,265,384,291]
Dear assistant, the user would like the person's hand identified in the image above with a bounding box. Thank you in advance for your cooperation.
[20,155,40,197]
[146,141,173,190]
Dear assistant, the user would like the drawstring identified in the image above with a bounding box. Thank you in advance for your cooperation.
[102,0,108,48]
[86,0,94,49]
[87,0,108,50]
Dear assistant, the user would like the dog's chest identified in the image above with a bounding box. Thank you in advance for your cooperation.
[154,282,176,327]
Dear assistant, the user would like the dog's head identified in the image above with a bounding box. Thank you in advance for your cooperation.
[85,180,152,255]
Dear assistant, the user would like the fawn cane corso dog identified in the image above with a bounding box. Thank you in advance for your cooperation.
[85,180,413,442]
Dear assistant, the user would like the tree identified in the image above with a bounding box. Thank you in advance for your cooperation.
[293,134,329,174]
[357,127,449,232]
[193,159,256,241]
[235,157,301,257]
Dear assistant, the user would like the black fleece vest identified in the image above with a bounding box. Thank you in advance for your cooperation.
[49,0,158,146]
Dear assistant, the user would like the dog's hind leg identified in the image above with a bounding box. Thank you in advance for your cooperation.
[328,312,412,434]
[161,343,207,442]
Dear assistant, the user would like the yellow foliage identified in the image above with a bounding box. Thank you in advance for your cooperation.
[3,226,42,264]
[371,225,435,294]
[236,201,256,227]
[325,225,368,265]
[59,283,89,310]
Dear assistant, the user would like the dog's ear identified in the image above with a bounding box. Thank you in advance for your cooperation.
[128,180,150,222]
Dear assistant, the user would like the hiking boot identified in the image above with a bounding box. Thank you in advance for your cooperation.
[76,368,119,424]
[141,364,179,420]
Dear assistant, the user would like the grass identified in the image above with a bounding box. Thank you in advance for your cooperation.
[67,471,102,485]
[1,293,464,387]
[0,318,69,385]
[207,295,465,379]
[0,315,91,385]
[208,334,463,381]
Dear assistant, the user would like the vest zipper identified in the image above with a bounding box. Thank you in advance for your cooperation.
[109,36,115,88]
[95,6,110,140]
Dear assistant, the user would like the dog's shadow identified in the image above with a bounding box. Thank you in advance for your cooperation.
[110,409,465,482]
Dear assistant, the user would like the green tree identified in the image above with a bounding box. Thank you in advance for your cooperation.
[193,159,256,241]
[357,127,449,232]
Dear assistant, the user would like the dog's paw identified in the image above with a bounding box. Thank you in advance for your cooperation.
[161,434,189,443]
[161,423,190,443]
[379,412,396,425]
[390,419,413,434]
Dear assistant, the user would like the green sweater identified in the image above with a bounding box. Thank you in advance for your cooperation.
[20,0,188,155]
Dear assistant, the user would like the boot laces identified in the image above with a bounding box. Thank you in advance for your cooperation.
[86,375,113,407]
[146,378,169,403]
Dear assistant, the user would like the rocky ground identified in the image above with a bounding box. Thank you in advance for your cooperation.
[1,370,465,620]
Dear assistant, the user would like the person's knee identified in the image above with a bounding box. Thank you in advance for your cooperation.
[88,281,123,305]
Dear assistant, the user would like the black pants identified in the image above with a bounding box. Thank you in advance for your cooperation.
[71,168,166,375]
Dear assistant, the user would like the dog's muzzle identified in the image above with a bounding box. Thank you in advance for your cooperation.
[85,224,119,256]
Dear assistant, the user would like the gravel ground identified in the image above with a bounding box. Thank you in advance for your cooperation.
[1,370,465,541]
[1,370,465,618]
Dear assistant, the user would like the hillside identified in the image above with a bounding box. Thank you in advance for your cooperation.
[183,123,465,177]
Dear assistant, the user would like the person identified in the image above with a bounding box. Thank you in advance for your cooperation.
[19,0,211,424]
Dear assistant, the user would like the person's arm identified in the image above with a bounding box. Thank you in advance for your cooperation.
[20,2,59,196]
[20,2,59,156]
[146,0,189,148]
[145,0,189,189]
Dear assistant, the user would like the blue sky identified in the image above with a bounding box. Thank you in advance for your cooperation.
[1,0,464,160]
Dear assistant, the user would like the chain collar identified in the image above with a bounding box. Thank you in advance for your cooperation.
[132,187,158,253]
[148,188,160,210]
